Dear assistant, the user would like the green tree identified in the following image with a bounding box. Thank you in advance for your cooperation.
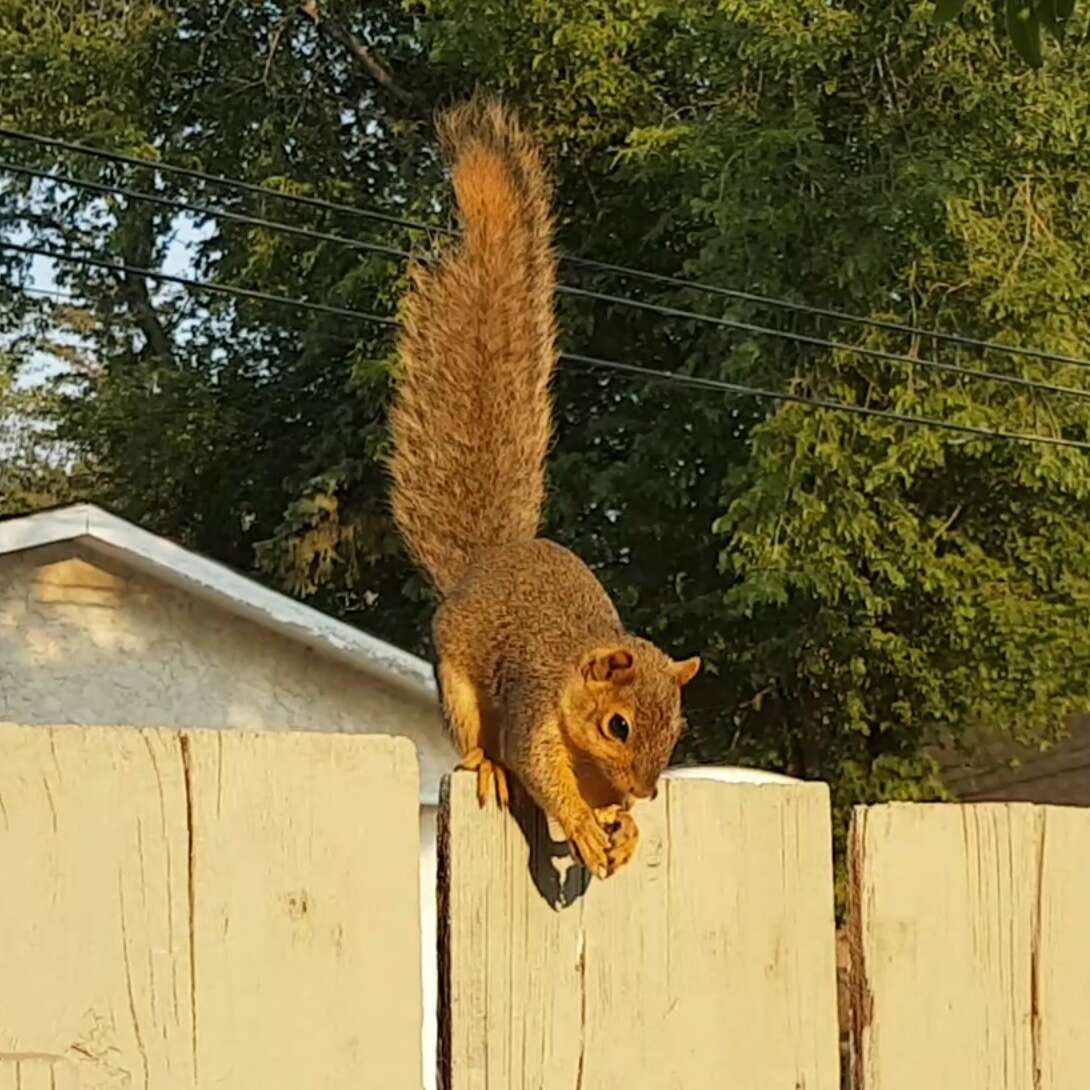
[1,0,435,576]
[0,355,73,515]
[934,0,1082,68]
[2,1,1089,868]
[414,0,1090,863]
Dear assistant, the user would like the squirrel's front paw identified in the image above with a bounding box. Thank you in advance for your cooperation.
[565,811,611,880]
[595,805,640,875]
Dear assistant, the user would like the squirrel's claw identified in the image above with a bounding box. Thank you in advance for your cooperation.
[490,761,511,808]
[596,805,640,875]
[459,747,510,809]
[486,758,514,810]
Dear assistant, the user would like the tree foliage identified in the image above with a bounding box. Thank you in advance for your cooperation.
[933,0,1081,68]
[3,1,1090,864]
[0,356,74,515]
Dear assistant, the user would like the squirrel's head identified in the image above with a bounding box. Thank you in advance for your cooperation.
[560,638,700,803]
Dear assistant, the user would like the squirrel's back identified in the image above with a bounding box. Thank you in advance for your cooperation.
[388,100,558,594]
[438,538,623,672]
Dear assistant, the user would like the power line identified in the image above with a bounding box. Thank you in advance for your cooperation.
[561,254,1090,372]
[8,160,1090,404]
[562,351,1090,451]
[0,127,438,236]
[6,125,1090,373]
[5,239,1090,451]
[942,736,1090,790]
[0,160,416,264]
[7,284,73,300]
[561,285,1090,403]
[0,239,397,326]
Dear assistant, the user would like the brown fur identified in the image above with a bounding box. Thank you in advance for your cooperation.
[387,100,700,878]
[389,98,557,594]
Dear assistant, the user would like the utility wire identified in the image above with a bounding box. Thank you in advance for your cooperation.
[5,238,1090,452]
[559,254,1090,371]
[562,351,1090,450]
[0,239,396,326]
[7,284,73,300]
[0,128,434,235]
[5,125,1090,373]
[561,285,1090,403]
[0,160,415,264]
[941,739,1090,790]
[8,159,1090,403]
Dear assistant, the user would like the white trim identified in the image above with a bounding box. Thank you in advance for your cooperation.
[663,765,798,785]
[0,504,438,703]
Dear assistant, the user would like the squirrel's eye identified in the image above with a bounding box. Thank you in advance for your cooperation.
[608,713,630,743]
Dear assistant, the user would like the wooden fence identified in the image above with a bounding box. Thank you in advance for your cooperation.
[1,723,1088,1090]
[848,803,1090,1090]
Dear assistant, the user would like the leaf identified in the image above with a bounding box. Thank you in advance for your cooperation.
[1040,0,1075,39]
[932,0,969,23]
[1006,0,1044,66]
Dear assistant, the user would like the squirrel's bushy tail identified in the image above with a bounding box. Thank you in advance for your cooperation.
[388,99,558,594]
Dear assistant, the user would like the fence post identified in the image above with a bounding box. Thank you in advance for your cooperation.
[847,802,1090,1090]
[438,770,840,1090]
[0,723,423,1090]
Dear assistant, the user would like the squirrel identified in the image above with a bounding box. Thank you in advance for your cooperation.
[387,99,701,879]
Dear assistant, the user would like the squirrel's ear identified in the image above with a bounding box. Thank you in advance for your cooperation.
[671,656,701,687]
[582,647,635,686]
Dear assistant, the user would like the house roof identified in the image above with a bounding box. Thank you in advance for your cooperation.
[935,715,1090,806]
[0,503,438,705]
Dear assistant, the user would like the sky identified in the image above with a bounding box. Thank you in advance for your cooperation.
[13,213,212,388]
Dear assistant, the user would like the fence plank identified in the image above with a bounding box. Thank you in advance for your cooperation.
[439,771,840,1090]
[0,723,421,1090]
[1035,807,1090,1088]
[848,802,1090,1090]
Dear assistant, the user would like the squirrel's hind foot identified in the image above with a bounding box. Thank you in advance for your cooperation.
[459,747,511,809]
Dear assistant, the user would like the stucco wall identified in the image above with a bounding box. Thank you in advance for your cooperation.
[0,542,447,1090]
[0,544,446,774]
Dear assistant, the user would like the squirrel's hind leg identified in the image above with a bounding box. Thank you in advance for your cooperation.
[437,660,510,809]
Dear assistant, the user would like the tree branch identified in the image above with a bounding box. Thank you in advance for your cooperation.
[114,204,175,365]
[297,2,416,107]
[263,12,296,89]
[120,272,175,363]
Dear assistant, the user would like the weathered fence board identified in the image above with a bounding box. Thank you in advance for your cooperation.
[848,802,1090,1090]
[438,771,840,1090]
[0,723,422,1090]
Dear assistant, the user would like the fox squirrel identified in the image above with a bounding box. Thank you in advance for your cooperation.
[388,99,700,878]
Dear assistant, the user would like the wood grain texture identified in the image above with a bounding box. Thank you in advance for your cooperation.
[438,771,839,1090]
[848,802,1090,1090]
[0,723,421,1090]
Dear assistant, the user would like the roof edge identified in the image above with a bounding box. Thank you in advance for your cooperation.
[0,504,437,703]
